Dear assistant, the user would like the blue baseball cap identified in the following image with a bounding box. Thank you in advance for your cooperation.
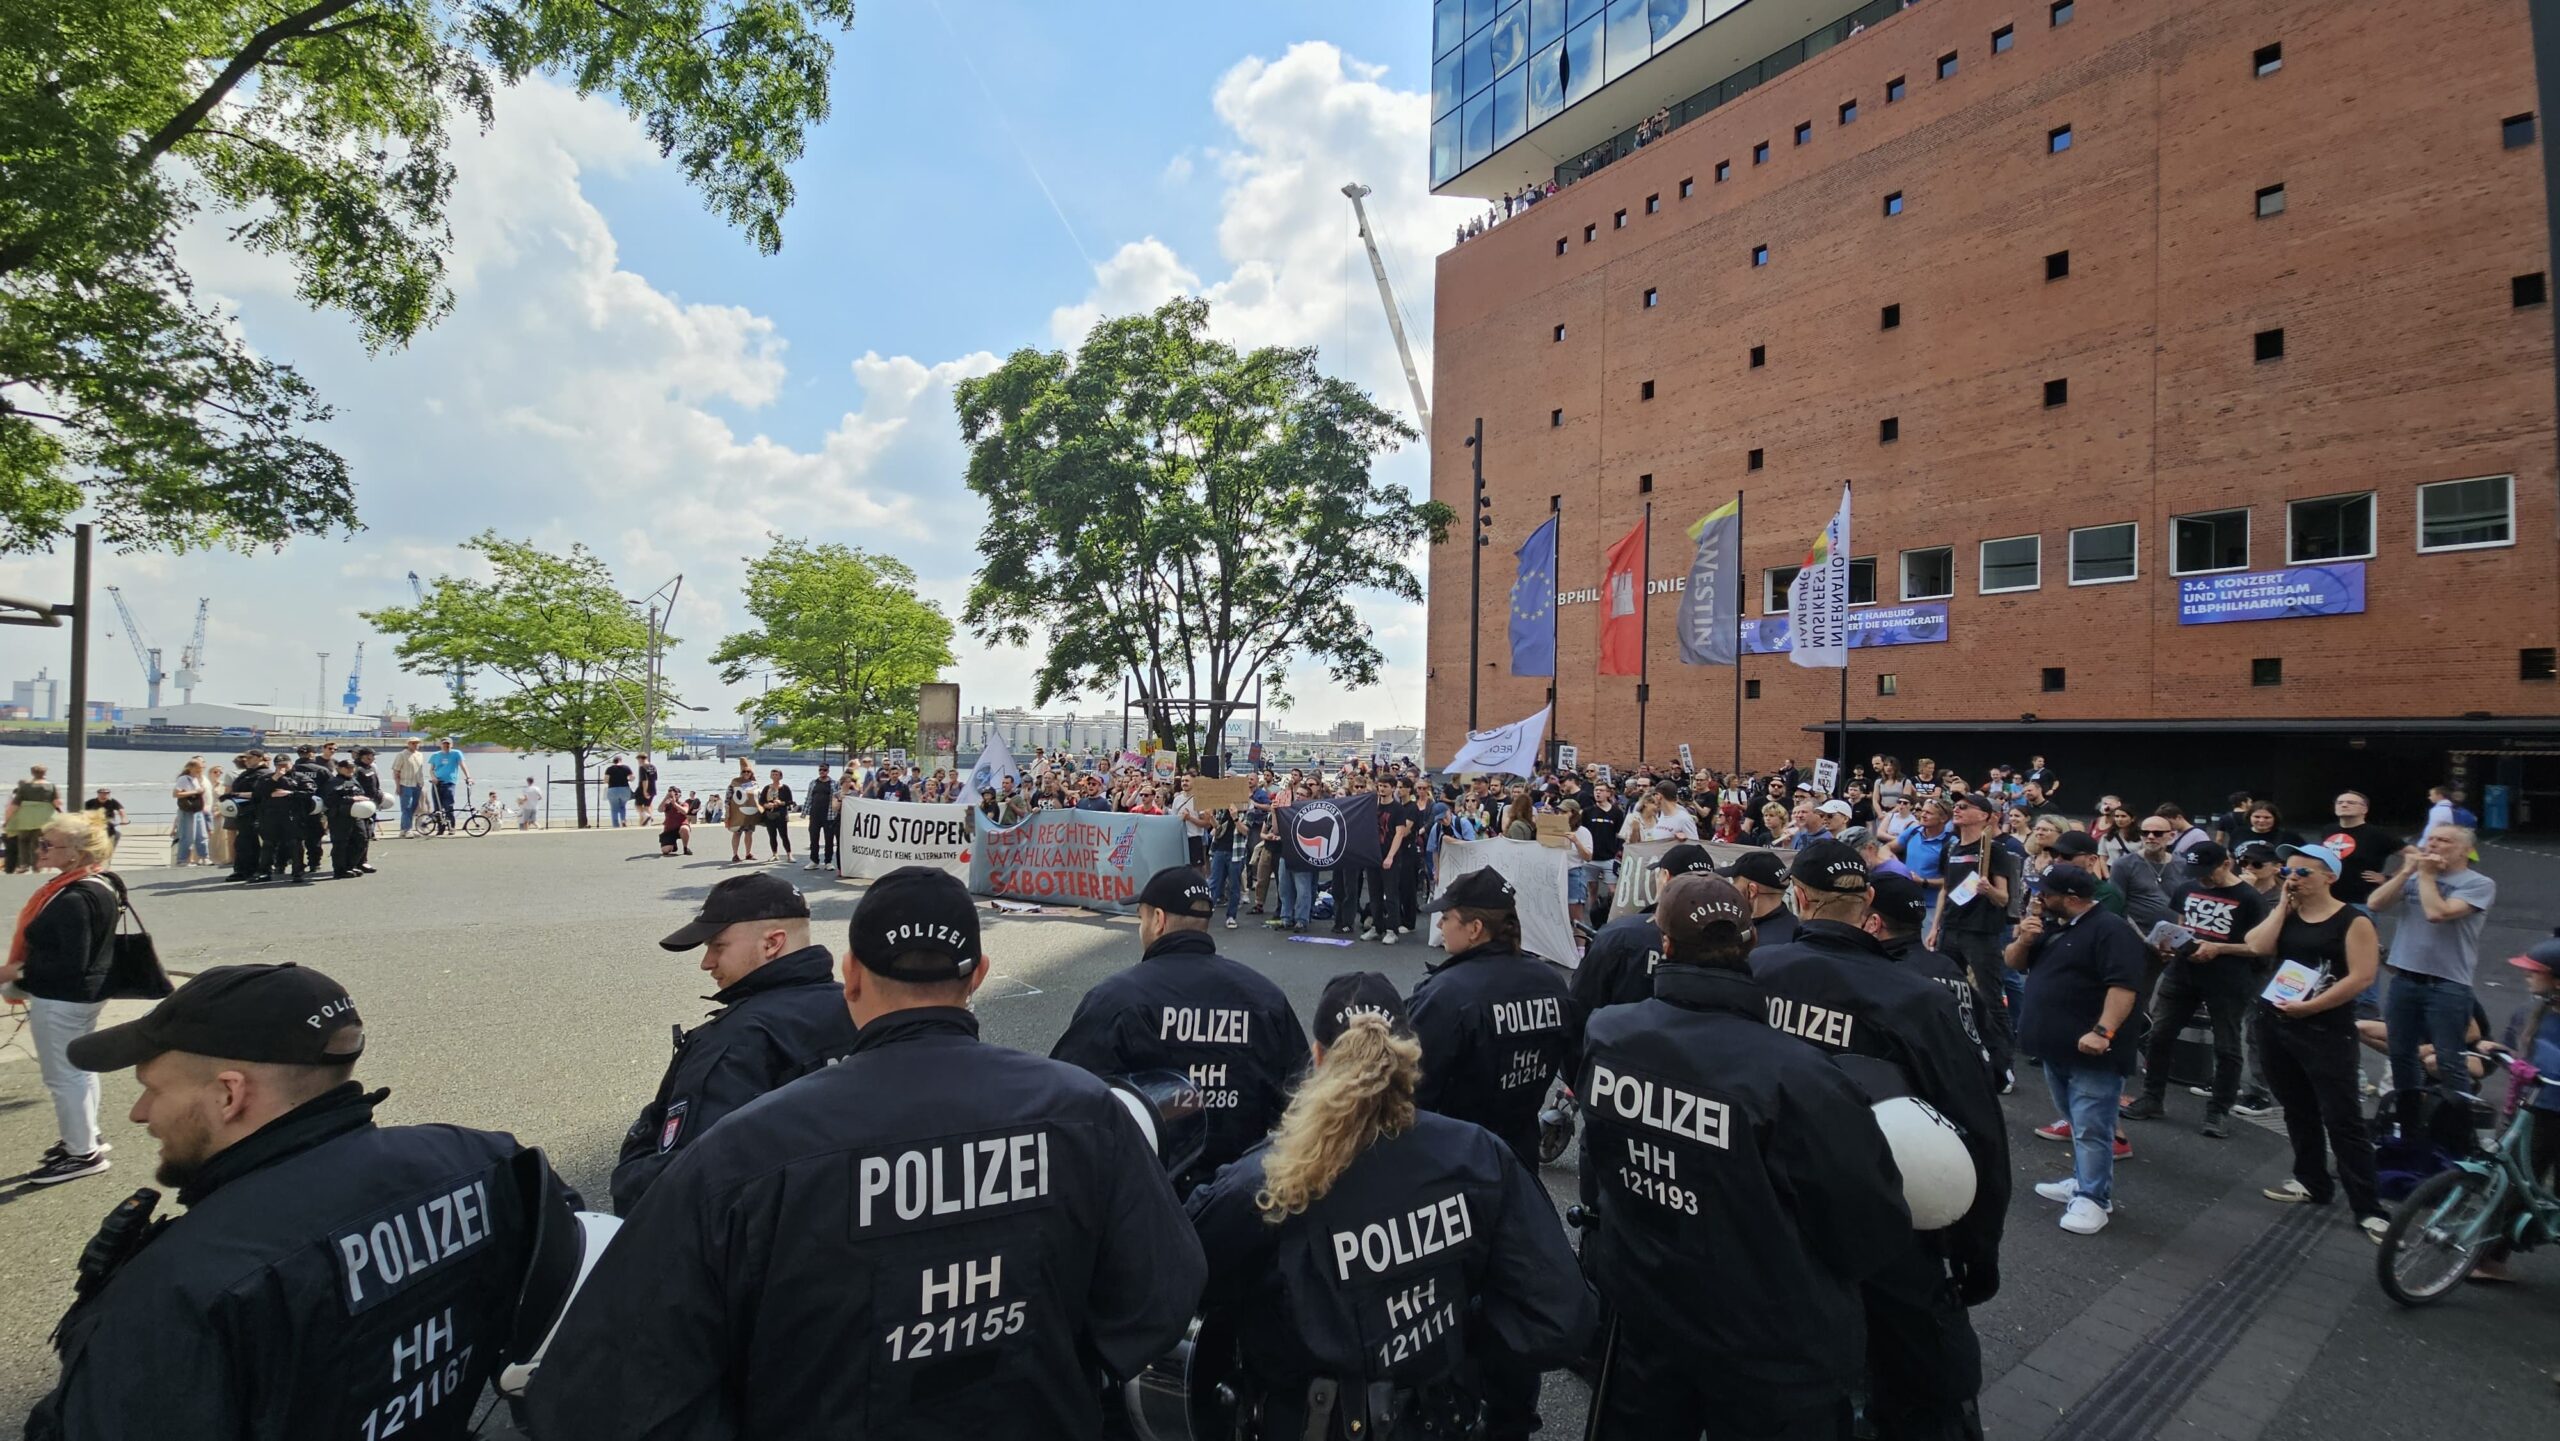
[2276,842,2344,876]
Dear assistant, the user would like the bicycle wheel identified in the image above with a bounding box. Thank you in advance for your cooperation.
[462,814,492,837]
[2377,1167,2500,1306]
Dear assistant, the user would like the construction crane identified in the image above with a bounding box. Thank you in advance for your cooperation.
[407,570,468,702]
[342,641,365,715]
[173,598,208,704]
[103,586,165,708]
[1341,183,1431,440]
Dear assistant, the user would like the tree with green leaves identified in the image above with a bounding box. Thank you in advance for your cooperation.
[0,0,857,552]
[711,539,954,758]
[956,297,1449,770]
[362,531,659,825]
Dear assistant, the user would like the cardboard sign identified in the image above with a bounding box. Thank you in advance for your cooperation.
[1151,750,1178,783]
[1191,777,1254,813]
[1555,743,1580,773]
[1535,812,1572,848]
[1812,758,1840,795]
[1676,743,1695,772]
[887,748,910,766]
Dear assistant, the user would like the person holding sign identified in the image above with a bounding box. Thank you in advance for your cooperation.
[2241,843,2387,1239]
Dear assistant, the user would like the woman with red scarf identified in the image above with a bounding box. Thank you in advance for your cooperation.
[0,815,122,1184]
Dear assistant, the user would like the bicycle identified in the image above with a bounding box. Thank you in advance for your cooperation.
[2375,1054,2560,1306]
[413,807,491,838]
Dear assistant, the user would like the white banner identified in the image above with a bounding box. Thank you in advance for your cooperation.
[958,733,1022,811]
[1430,837,1578,970]
[1787,483,1853,669]
[1443,705,1550,778]
[837,798,975,881]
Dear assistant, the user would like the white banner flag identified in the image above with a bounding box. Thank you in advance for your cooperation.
[956,733,1023,811]
[1430,838,1577,968]
[1787,483,1853,669]
[1442,706,1550,778]
[837,798,977,881]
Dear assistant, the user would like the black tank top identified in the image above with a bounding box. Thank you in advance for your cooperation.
[2272,904,2363,1028]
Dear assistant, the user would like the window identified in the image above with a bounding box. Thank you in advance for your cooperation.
[2255,328,2285,362]
[1764,567,1796,613]
[2051,1,2074,25]
[2068,522,2138,584]
[2047,249,2071,280]
[1550,408,1564,427]
[1754,140,1771,164]
[1901,546,1954,600]
[2253,43,2281,76]
[1645,193,1660,214]
[1937,51,1958,80]
[1878,673,1898,696]
[1745,678,1761,699]
[1556,237,1569,255]
[1643,286,1659,308]
[1679,177,1695,198]
[1887,75,1907,103]
[1795,121,1812,146]
[2252,657,2283,687]
[1554,323,1567,341]
[1752,243,1770,267]
[2524,647,2557,682]
[1881,303,1901,330]
[2044,377,2069,407]
[2256,183,2286,217]
[1840,99,1859,125]
[2516,272,2547,307]
[1747,447,1764,471]
[1640,380,1655,401]
[2417,474,2515,552]
[2286,492,2375,562]
[1879,416,1899,443]
[1849,558,1877,606]
[1614,209,1628,229]
[2048,125,2074,153]
[1638,473,1653,494]
[1981,535,2041,593]
[1584,223,1598,242]
[2171,509,2250,575]
[1749,344,1766,368]
[1716,159,1731,182]
[2041,667,2067,692]
[1884,190,1905,216]
[2505,112,2538,148]
[1993,25,2015,53]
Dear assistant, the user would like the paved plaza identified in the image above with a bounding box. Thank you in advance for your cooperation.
[2,826,2555,1438]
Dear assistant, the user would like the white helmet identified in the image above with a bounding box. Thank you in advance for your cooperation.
[349,800,378,820]
[1869,1096,1977,1231]
[218,798,240,818]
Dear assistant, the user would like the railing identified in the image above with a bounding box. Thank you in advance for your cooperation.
[1553,0,1913,187]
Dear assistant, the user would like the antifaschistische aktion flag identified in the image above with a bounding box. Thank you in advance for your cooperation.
[1280,792,1382,873]
[1598,515,1647,676]
[1507,516,1558,678]
[1678,499,1740,667]
[1786,483,1853,669]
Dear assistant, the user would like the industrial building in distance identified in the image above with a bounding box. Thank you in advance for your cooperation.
[1423,0,2560,824]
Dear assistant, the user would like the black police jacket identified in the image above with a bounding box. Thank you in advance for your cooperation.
[27,1084,576,1441]
[609,944,859,1216]
[526,1007,1206,1441]
[1748,905,1800,951]
[317,771,362,813]
[1050,929,1310,1185]
[259,765,312,814]
[1571,909,1662,1018]
[1878,931,1989,1066]
[1186,1112,1595,1396]
[1578,966,1910,1393]
[1408,943,1583,1167]
[1748,920,2011,1299]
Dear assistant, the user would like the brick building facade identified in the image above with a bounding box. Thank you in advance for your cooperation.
[1425,0,2560,824]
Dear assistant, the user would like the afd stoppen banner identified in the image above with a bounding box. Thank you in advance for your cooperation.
[838,798,976,882]
[969,811,1191,914]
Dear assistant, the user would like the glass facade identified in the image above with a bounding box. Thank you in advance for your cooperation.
[1431,0,1751,185]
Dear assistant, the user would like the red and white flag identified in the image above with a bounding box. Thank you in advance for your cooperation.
[1599,515,1648,676]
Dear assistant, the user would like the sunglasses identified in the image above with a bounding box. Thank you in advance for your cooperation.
[2139,829,2173,838]
[2277,866,2326,878]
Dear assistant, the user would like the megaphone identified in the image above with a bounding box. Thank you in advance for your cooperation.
[1106,1070,1207,1183]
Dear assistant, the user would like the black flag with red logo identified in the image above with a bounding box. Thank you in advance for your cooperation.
[1281,793,1381,873]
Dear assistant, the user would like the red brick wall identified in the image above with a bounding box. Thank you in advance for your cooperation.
[1425,0,2557,770]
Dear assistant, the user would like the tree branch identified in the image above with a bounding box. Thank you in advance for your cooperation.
[133,0,372,172]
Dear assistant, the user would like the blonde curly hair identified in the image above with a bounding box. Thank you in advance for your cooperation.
[1254,1014,1421,1221]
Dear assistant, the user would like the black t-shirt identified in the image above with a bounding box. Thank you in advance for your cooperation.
[1941,837,2025,935]
[83,797,124,824]
[1379,801,1421,859]
[2318,823,2402,906]
[604,764,634,788]
[2167,881,2270,960]
[1583,802,1625,863]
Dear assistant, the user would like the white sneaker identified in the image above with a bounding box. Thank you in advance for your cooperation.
[1380,930,1398,945]
[1224,918,1238,930]
[1360,928,1380,942]
[2034,1178,2080,1204]
[804,861,819,871]
[2060,1196,2112,1235]
[2263,1179,2313,1204]
[2360,1215,2389,1243]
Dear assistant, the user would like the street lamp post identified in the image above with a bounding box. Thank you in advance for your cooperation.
[1465,417,1489,731]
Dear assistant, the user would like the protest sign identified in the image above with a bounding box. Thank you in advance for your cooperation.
[1191,777,1254,813]
[971,811,1190,915]
[886,748,910,766]
[1534,812,1571,847]
[1556,743,1580,772]
[1676,743,1695,771]
[1812,758,1840,795]
[1431,838,1576,967]
[838,798,975,881]
[1151,750,1178,783]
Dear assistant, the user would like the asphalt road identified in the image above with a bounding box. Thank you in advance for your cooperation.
[1,825,2553,1438]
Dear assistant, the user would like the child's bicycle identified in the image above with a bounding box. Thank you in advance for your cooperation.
[2375,1054,2560,1305]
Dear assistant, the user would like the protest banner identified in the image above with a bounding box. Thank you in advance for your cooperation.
[1191,777,1254,813]
[838,798,975,882]
[1534,812,1571,847]
[971,811,1191,915]
[1430,838,1576,967]
[1281,794,1381,873]
[1676,742,1695,771]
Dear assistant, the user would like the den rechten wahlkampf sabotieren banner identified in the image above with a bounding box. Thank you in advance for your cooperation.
[1280,792,1383,876]
[971,811,1192,914]
[837,798,976,882]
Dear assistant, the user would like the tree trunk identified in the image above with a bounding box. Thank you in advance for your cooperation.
[572,749,590,828]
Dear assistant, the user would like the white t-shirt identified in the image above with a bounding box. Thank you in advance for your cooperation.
[1642,809,1700,842]
[1571,826,1594,861]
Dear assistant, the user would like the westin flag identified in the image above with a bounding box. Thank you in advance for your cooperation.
[1507,516,1558,677]
[1786,483,1853,669]
[1442,705,1550,778]
[1677,500,1740,667]
[1281,791,1382,873]
[1598,515,1648,676]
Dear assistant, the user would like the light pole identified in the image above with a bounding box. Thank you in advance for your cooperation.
[1464,417,1489,730]
[316,652,329,730]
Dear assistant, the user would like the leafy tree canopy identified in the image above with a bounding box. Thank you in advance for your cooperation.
[0,0,857,552]
[710,538,954,757]
[955,297,1449,769]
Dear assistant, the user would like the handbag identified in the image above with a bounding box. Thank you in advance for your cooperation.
[91,880,173,1001]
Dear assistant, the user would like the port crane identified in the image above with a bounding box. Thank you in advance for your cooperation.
[103,586,165,708]
[407,570,469,701]
[1341,183,1431,439]
[342,642,365,715]
[173,598,208,704]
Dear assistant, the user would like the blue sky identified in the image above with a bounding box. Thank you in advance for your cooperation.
[0,3,1473,735]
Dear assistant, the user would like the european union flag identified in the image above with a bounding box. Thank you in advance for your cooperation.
[1508,516,1558,677]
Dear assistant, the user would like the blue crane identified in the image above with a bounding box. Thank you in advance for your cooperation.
[342,641,365,715]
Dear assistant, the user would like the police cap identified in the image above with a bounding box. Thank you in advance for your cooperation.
[1137,866,1215,919]
[1788,838,1871,894]
[851,866,983,982]
[1313,971,1410,1046]
[1422,867,1517,915]
[1868,872,1932,927]
[660,872,811,950]
[69,963,363,1073]
[1651,842,1720,877]
[1656,875,1752,945]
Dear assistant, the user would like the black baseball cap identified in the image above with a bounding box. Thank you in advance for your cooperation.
[1313,972,1410,1046]
[2235,841,2278,866]
[1651,843,1720,877]
[1657,875,1753,943]
[2184,840,2230,872]
[1716,850,1789,888]
[1789,839,1870,893]
[69,963,363,1073]
[1869,872,1932,927]
[1952,791,1998,816]
[2049,830,2101,859]
[850,866,983,981]
[1139,865,1215,919]
[1423,867,1517,914]
[661,873,812,950]
[2042,865,2098,900]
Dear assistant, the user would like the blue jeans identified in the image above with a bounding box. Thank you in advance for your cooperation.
[433,780,457,823]
[171,811,210,863]
[397,785,421,833]
[2385,970,2477,1100]
[1276,868,1315,926]
[2043,1054,2121,1208]
[1207,849,1242,920]
[607,785,631,826]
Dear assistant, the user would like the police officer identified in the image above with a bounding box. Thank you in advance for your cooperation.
[609,873,860,1216]
[349,747,384,873]
[26,963,578,1441]
[221,750,268,883]
[528,866,1204,1439]
[1051,865,1310,1194]
[1717,848,1801,949]
[320,757,367,879]
[1749,840,2009,1441]
[1188,973,1596,1440]
[1869,871,1989,1067]
[1579,875,1912,1439]
[1572,842,1724,1015]
[255,753,312,884]
[291,744,329,872]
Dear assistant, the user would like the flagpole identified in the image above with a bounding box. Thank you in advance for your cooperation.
[1636,501,1652,765]
[1838,481,1852,779]
[1732,489,1745,777]
[1548,495,1561,771]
